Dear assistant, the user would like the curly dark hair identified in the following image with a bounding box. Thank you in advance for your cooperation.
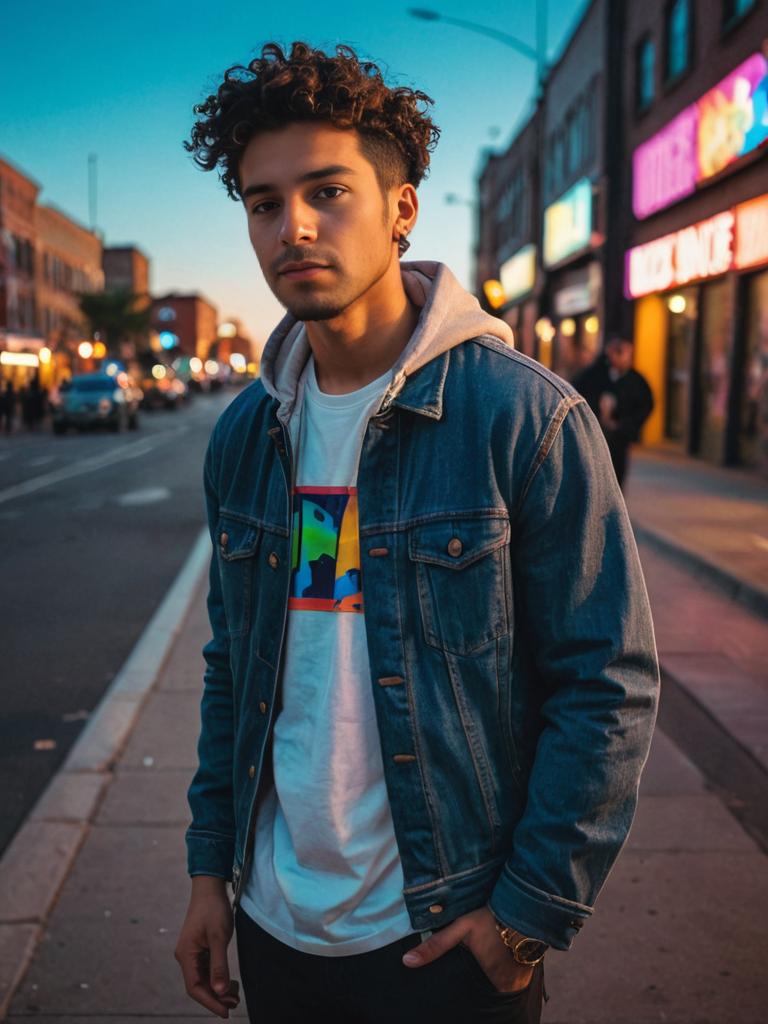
[184,41,440,200]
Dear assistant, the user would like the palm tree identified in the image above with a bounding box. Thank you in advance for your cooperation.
[77,289,152,356]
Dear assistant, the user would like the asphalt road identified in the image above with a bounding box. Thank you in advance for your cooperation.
[0,388,238,856]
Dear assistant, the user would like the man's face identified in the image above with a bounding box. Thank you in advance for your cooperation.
[606,341,633,373]
[238,123,406,321]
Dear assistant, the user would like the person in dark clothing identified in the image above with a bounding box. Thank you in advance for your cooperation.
[573,337,654,489]
[0,380,16,434]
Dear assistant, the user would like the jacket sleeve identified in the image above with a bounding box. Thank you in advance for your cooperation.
[185,427,237,880]
[488,396,659,949]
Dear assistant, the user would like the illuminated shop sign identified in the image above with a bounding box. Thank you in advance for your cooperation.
[499,244,537,302]
[734,194,768,270]
[633,52,768,220]
[543,179,592,268]
[625,193,768,298]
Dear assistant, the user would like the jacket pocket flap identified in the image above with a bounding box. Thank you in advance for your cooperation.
[217,517,261,561]
[408,517,509,570]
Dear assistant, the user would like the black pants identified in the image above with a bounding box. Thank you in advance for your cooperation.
[235,908,544,1023]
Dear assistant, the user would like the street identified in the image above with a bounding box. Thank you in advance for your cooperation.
[0,390,234,856]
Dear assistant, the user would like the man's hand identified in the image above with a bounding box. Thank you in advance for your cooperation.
[402,906,535,994]
[175,876,240,1018]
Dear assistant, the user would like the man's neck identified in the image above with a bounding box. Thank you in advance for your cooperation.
[305,273,420,396]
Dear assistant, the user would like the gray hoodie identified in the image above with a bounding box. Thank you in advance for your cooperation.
[258,261,515,429]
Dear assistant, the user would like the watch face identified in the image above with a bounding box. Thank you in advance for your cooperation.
[514,938,548,965]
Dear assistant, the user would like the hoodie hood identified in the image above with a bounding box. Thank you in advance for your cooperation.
[258,261,514,423]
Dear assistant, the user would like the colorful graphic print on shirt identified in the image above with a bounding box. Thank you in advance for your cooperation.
[289,487,362,613]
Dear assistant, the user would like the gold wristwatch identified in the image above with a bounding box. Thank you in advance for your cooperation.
[494,922,548,966]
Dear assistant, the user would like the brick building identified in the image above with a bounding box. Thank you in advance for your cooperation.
[475,112,541,357]
[35,203,103,382]
[621,0,768,472]
[0,155,44,385]
[150,293,218,361]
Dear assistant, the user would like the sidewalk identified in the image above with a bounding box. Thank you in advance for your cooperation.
[627,448,768,618]
[1,451,767,1021]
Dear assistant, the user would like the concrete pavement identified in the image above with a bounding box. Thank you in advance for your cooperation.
[1,447,766,1021]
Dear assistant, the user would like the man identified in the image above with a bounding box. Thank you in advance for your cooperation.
[175,42,659,1023]
[573,337,654,489]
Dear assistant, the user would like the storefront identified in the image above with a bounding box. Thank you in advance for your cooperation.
[541,178,602,379]
[626,194,768,473]
[626,48,768,474]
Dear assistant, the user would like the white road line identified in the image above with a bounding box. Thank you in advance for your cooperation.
[0,430,185,507]
[28,455,57,467]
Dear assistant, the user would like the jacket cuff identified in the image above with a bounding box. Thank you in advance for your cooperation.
[488,865,591,950]
[186,829,235,882]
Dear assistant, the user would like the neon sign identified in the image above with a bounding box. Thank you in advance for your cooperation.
[633,53,768,219]
[626,194,768,297]
[734,194,768,271]
[543,179,592,268]
[499,245,536,302]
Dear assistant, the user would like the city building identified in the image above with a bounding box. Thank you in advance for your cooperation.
[537,0,608,379]
[0,155,45,386]
[103,245,150,301]
[475,112,541,357]
[475,0,624,377]
[150,292,218,361]
[103,245,152,357]
[35,203,103,384]
[622,0,768,473]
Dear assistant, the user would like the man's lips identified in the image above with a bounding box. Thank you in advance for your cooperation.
[278,262,331,280]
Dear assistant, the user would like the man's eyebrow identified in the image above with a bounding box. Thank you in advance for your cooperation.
[241,165,357,200]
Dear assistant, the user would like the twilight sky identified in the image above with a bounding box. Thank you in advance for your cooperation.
[1,0,588,351]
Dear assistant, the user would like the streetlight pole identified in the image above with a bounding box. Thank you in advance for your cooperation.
[408,5,547,93]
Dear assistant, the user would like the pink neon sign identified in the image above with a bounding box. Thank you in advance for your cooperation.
[632,53,768,220]
[625,193,768,298]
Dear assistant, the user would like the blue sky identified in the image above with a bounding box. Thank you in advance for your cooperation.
[1,0,588,350]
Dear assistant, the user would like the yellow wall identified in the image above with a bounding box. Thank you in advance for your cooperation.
[633,294,667,445]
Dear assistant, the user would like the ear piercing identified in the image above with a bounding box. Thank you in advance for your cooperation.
[398,233,411,256]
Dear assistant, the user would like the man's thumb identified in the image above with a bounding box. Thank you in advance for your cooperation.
[209,934,230,994]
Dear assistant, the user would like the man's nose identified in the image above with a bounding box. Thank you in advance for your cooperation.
[278,200,317,246]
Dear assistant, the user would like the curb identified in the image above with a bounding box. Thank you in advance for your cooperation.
[632,521,768,621]
[0,526,211,1020]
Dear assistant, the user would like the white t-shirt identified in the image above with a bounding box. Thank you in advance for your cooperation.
[240,355,413,955]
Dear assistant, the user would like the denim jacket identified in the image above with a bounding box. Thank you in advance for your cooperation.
[186,262,659,951]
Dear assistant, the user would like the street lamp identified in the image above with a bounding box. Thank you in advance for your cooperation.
[408,6,547,93]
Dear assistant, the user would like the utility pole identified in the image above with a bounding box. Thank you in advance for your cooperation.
[88,153,98,234]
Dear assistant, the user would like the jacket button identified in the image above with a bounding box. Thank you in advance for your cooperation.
[428,904,444,914]
[220,532,229,548]
[368,547,389,557]
[248,765,256,779]
[268,552,280,569]
[259,701,268,714]
[447,537,462,557]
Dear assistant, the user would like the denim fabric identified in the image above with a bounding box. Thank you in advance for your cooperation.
[186,336,659,951]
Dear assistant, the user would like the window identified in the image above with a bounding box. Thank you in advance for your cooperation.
[665,0,691,80]
[636,35,655,113]
[722,0,755,26]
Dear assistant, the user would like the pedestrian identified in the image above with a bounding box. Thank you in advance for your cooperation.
[573,336,654,489]
[0,380,15,434]
[175,42,659,1024]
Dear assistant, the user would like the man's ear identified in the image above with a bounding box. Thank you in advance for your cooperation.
[392,184,418,242]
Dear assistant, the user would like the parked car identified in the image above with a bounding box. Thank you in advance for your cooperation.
[52,373,140,434]
[140,373,188,411]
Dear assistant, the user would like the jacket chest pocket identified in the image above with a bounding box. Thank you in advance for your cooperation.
[408,517,510,656]
[217,517,263,638]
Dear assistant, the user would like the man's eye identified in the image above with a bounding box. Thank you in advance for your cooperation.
[316,186,345,199]
[251,200,278,215]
